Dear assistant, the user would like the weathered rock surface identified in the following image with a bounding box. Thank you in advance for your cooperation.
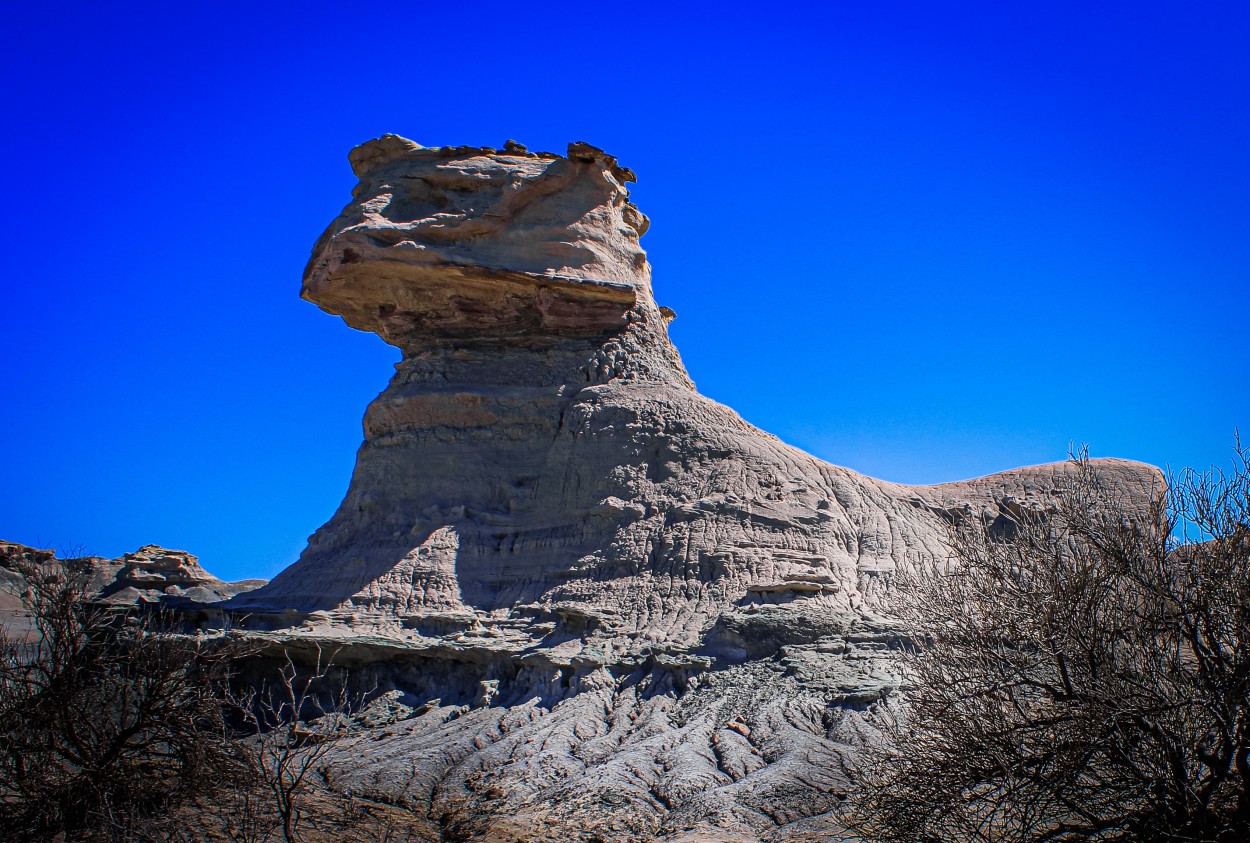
[224,136,1161,841]
[0,540,265,618]
[102,544,268,603]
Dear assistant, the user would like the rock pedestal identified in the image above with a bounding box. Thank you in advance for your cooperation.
[230,137,1160,842]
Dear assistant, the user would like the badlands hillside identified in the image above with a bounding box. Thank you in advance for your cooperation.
[3,136,1159,842]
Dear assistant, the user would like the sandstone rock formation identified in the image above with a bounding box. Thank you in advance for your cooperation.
[0,540,265,619]
[0,541,55,639]
[102,544,268,604]
[227,136,1161,842]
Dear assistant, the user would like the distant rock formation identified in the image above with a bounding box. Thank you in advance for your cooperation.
[0,540,265,622]
[101,544,267,604]
[222,136,1161,842]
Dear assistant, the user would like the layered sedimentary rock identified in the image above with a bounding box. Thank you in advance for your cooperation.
[0,541,266,607]
[100,544,268,604]
[230,137,1160,842]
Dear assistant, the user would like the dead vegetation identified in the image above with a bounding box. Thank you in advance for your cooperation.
[0,544,432,842]
[848,444,1250,842]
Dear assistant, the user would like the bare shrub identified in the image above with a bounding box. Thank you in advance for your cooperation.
[226,648,355,843]
[0,546,248,842]
[848,445,1250,842]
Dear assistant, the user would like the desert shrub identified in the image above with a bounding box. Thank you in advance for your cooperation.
[0,547,250,841]
[849,446,1250,842]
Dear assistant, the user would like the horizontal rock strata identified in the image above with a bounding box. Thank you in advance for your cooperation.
[0,541,265,639]
[225,136,1161,842]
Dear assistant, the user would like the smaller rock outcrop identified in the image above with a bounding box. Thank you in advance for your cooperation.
[99,545,267,604]
[0,541,266,613]
[0,541,55,638]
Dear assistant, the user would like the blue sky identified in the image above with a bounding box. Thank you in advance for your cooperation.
[2,2,1246,582]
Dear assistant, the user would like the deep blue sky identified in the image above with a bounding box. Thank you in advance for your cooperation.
[2,2,1246,582]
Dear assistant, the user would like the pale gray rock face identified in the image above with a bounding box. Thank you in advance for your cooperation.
[230,137,1161,842]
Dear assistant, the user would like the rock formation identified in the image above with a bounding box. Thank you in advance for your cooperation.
[0,540,265,620]
[101,544,268,604]
[225,136,1161,842]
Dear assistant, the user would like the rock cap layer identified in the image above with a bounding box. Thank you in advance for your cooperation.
[304,136,652,352]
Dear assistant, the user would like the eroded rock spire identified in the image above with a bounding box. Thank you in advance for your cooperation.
[229,137,1160,842]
